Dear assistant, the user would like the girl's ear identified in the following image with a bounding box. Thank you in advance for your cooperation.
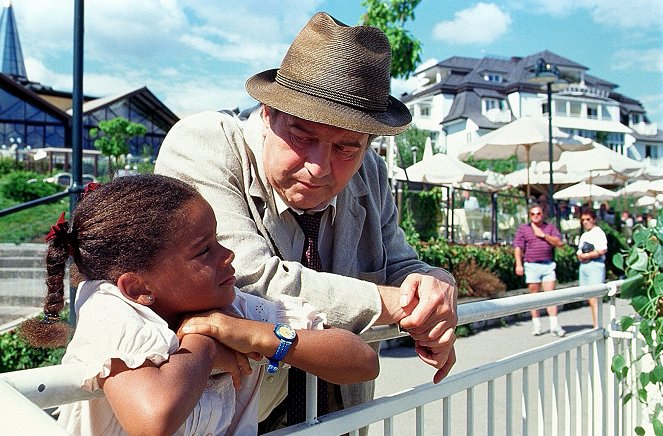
[117,272,154,305]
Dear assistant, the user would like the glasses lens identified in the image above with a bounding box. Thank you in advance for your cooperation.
[530,212,541,216]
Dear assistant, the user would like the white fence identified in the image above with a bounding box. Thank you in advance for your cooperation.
[0,280,645,435]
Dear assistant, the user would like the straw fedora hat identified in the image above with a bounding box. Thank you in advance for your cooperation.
[245,12,411,136]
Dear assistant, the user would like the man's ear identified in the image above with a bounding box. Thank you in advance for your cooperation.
[117,272,153,305]
[261,104,270,137]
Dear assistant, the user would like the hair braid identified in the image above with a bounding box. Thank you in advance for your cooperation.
[19,174,201,349]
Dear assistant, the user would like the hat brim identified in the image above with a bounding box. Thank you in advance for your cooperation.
[246,69,411,136]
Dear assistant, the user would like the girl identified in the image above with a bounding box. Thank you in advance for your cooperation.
[20,174,378,436]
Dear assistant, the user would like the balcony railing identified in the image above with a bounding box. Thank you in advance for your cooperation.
[0,280,649,435]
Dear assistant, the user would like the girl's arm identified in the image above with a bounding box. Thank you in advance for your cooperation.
[101,334,251,436]
[180,313,379,385]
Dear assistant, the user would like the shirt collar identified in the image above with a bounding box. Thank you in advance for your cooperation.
[273,188,337,223]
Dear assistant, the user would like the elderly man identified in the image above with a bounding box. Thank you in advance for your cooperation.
[514,203,565,337]
[155,12,457,429]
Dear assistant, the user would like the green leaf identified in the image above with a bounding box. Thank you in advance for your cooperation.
[621,274,645,298]
[635,426,645,435]
[646,237,659,253]
[632,295,650,316]
[620,316,635,331]
[612,252,625,270]
[640,371,650,387]
[653,417,663,436]
[612,354,626,373]
[630,249,649,272]
[638,388,647,402]
[651,364,663,383]
[623,392,632,404]
[633,228,650,245]
[654,273,663,296]
[654,244,663,267]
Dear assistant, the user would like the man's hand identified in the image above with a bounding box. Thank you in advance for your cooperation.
[515,264,524,276]
[531,223,545,238]
[397,273,458,384]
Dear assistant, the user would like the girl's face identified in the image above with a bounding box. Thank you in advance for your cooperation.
[141,197,236,325]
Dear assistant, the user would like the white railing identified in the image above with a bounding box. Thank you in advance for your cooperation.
[0,280,643,435]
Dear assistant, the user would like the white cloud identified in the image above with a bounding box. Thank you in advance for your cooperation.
[587,0,663,29]
[612,48,663,73]
[527,0,662,29]
[433,3,512,45]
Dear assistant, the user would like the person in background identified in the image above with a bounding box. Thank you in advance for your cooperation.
[576,208,608,328]
[155,12,457,430]
[462,190,480,210]
[513,203,566,337]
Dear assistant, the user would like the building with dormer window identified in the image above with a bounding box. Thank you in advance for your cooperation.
[401,50,663,168]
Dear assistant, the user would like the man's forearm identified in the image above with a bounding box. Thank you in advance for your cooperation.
[514,247,523,266]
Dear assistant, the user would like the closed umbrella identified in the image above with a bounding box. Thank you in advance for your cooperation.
[459,116,592,197]
[553,181,618,202]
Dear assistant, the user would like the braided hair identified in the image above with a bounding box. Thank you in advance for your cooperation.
[19,174,201,348]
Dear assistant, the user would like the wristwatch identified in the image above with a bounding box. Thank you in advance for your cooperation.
[267,323,297,374]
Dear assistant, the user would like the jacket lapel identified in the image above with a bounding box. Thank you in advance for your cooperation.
[331,172,367,276]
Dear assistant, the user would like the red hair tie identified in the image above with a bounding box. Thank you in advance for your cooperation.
[83,182,101,196]
[45,212,69,242]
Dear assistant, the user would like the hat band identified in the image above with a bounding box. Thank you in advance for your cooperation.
[276,71,389,112]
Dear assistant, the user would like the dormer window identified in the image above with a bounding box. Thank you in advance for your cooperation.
[483,73,503,83]
[631,113,641,124]
[483,98,505,111]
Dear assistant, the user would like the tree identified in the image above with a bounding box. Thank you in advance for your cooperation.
[90,117,147,180]
[360,0,423,79]
[395,126,429,167]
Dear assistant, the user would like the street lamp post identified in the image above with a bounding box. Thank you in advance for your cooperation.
[528,58,565,220]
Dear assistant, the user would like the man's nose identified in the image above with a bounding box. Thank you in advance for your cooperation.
[304,143,332,178]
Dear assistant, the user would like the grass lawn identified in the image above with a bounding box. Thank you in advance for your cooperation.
[0,197,70,243]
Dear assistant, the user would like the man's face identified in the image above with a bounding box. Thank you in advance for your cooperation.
[261,106,369,210]
[529,206,544,224]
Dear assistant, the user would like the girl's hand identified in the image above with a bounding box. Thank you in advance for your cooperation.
[178,311,263,361]
[210,341,254,389]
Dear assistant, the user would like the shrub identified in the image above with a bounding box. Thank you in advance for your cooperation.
[0,329,65,373]
[453,260,506,298]
[0,157,21,175]
[1,171,62,202]
[410,236,579,292]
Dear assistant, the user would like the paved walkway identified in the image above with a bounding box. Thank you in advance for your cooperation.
[369,297,633,435]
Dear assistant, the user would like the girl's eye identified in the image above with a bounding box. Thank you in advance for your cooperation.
[196,246,210,257]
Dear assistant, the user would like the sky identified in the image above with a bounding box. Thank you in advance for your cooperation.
[9,0,663,128]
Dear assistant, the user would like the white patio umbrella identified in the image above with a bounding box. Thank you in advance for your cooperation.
[618,179,663,197]
[553,181,618,202]
[635,194,663,207]
[558,142,644,184]
[504,166,581,187]
[459,116,592,197]
[394,153,488,185]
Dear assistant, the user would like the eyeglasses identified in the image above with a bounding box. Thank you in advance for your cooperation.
[529,212,542,216]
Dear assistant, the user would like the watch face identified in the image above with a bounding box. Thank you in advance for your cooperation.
[274,323,296,340]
